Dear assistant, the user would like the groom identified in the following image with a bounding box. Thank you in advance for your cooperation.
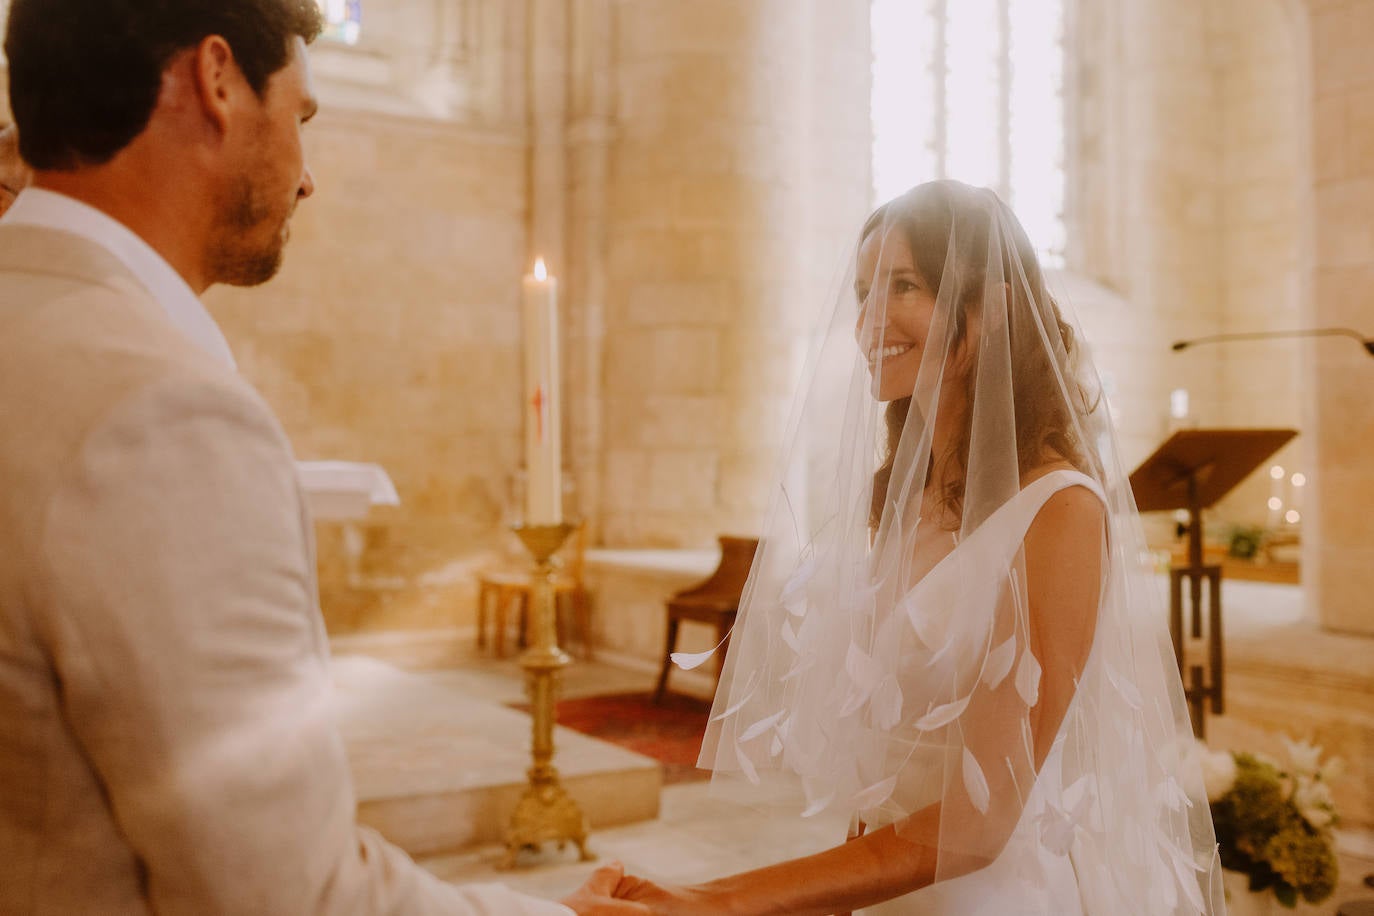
[0,123,29,215]
[0,1,644,913]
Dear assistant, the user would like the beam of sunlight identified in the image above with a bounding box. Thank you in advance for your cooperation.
[871,1,1064,262]
[1009,0,1065,265]
[871,0,937,204]
[943,0,1001,194]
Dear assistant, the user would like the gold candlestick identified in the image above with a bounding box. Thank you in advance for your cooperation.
[500,522,593,868]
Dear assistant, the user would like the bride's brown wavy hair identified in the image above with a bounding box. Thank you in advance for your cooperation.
[866,181,1099,531]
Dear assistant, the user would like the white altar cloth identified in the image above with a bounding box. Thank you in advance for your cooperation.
[295,461,400,586]
[295,460,400,521]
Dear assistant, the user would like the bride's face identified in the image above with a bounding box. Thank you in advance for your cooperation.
[854,228,939,402]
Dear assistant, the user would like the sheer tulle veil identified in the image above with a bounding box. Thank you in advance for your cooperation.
[689,180,1225,913]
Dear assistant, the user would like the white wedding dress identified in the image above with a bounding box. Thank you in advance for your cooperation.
[858,469,1101,915]
[698,181,1223,916]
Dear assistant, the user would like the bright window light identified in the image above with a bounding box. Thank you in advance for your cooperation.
[871,0,1065,265]
[317,0,362,45]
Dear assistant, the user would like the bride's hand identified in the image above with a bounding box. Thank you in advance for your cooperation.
[560,862,653,914]
[613,873,716,915]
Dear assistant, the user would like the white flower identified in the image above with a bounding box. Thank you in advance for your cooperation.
[1199,747,1237,802]
[1300,806,1335,829]
[1293,778,1336,829]
[1283,737,1324,777]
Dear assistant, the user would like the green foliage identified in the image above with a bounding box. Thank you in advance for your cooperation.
[1225,525,1265,560]
[1211,752,1340,907]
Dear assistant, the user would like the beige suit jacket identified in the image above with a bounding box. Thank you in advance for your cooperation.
[0,225,570,915]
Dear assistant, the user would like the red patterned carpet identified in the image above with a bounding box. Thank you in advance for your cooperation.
[514,691,713,784]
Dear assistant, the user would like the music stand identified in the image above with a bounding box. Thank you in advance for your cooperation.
[1129,428,1297,736]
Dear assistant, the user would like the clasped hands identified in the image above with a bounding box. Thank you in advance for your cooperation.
[560,862,710,916]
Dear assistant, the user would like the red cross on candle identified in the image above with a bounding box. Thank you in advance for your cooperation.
[530,385,546,444]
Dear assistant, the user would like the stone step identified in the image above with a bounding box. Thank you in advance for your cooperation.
[332,655,661,857]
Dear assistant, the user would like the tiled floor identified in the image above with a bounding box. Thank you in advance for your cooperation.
[336,646,1374,912]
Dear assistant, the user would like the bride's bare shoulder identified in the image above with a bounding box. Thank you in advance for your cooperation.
[1023,460,1106,550]
[1020,458,1081,489]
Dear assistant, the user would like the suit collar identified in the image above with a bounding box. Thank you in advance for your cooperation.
[0,192,237,371]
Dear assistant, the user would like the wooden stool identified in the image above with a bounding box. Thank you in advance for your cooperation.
[476,570,593,659]
[476,523,592,659]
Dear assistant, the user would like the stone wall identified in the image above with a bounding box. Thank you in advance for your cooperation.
[597,0,872,547]
[1307,0,1374,635]
[4,0,1367,641]
[1067,0,1225,475]
[1209,0,1308,529]
[1069,0,1307,543]
[206,108,530,633]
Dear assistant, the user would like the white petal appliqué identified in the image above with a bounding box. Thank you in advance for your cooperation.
[914,695,971,731]
[710,670,761,722]
[780,555,820,615]
[1015,646,1042,707]
[1167,842,1206,911]
[735,742,760,785]
[780,619,800,652]
[983,635,1016,689]
[852,775,898,811]
[671,648,718,671]
[801,791,836,818]
[1105,661,1144,710]
[845,644,883,692]
[962,748,991,814]
[838,688,868,718]
[1037,804,1077,856]
[738,710,785,743]
[872,678,904,730]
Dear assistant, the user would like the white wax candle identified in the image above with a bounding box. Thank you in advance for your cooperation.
[1290,471,1306,516]
[521,258,563,525]
[1267,464,1284,529]
[1169,388,1189,420]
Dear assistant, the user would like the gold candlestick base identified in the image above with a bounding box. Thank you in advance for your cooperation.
[499,522,593,869]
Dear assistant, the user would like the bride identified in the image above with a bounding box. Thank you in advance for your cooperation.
[616,180,1225,914]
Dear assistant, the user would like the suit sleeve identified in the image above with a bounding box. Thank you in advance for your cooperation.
[36,375,572,916]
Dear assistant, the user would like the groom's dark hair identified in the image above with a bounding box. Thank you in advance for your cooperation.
[5,0,323,170]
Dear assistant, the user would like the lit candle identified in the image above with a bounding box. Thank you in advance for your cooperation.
[521,258,562,525]
[1267,464,1284,529]
[1169,388,1190,421]
[1290,471,1306,517]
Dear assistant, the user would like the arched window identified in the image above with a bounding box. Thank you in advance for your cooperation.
[317,0,363,46]
[871,0,1065,265]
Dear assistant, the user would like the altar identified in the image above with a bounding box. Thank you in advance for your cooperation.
[296,460,399,586]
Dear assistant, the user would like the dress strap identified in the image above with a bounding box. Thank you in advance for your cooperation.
[992,469,1108,559]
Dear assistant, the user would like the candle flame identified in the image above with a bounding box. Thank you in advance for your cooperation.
[533,258,548,281]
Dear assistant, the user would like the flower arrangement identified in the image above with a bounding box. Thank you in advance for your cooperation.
[1200,738,1343,908]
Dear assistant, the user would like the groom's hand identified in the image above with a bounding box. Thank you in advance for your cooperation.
[560,861,653,915]
[612,873,711,915]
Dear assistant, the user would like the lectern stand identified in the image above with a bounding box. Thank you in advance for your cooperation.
[1129,428,1296,737]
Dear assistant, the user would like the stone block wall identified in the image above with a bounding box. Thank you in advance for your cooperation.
[1070,0,1307,542]
[1307,0,1374,635]
[207,110,530,634]
[598,0,872,548]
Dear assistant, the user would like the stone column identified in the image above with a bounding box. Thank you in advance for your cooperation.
[599,0,871,546]
[564,0,614,536]
[1307,0,1374,636]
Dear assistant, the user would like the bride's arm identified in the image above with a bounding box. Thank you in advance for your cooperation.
[617,807,945,916]
[619,487,1105,916]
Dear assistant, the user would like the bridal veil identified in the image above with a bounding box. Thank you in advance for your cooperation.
[693,180,1224,914]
